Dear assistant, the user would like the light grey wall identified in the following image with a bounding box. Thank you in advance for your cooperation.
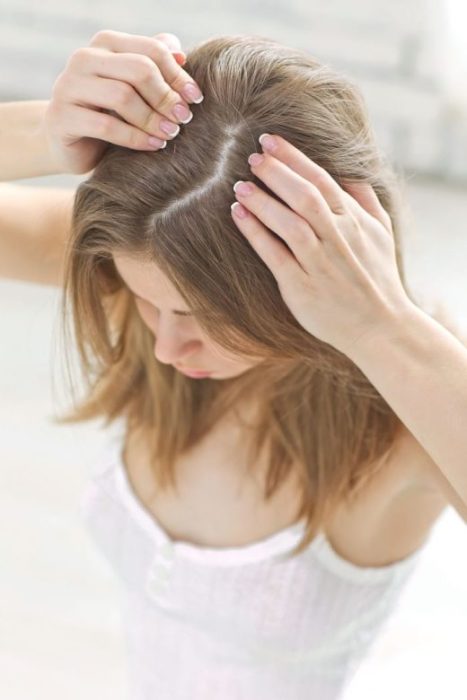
[1,0,466,182]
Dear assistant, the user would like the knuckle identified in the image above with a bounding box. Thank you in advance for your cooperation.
[171,71,190,91]
[89,29,113,46]
[126,129,141,149]
[140,109,155,131]
[313,169,329,189]
[296,183,318,211]
[115,82,134,106]
[51,71,66,96]
[338,216,362,251]
[93,112,111,137]
[153,84,175,110]
[347,213,361,233]
[331,201,347,216]
[254,191,268,217]
[67,46,89,70]
[293,218,312,243]
[339,213,358,237]
[150,38,171,59]
[135,56,156,85]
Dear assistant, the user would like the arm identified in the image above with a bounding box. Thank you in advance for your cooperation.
[230,135,467,517]
[0,100,66,181]
[0,183,76,287]
[348,303,467,511]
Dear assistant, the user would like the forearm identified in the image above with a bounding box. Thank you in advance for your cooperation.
[0,183,74,286]
[0,100,65,181]
[348,303,467,505]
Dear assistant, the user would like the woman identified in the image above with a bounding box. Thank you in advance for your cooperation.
[1,29,466,700]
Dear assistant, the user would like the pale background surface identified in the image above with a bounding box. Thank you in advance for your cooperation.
[1,1,467,698]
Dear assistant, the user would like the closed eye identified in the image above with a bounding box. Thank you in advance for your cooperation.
[134,294,193,317]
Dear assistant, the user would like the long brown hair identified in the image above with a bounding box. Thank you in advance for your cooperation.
[53,34,449,557]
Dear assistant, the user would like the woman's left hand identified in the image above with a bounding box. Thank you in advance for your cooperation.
[230,133,415,359]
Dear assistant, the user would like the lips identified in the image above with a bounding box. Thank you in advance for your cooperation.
[178,366,205,372]
[175,365,212,376]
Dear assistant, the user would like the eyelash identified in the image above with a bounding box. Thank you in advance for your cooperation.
[133,295,193,317]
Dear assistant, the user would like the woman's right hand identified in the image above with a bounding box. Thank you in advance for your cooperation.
[42,30,203,174]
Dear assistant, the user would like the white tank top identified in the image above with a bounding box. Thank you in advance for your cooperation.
[79,422,429,700]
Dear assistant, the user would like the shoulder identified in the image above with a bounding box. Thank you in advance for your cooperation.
[389,424,466,522]
[325,425,450,567]
[388,424,439,489]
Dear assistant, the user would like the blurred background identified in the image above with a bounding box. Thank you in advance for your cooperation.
[0,1,466,698]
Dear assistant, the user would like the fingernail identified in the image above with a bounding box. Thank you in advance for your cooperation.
[180,83,204,103]
[248,152,264,167]
[160,119,181,137]
[231,202,249,219]
[148,137,167,149]
[172,103,193,124]
[259,133,277,152]
[233,180,254,196]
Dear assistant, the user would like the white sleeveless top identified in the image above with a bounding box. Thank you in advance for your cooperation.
[79,424,429,700]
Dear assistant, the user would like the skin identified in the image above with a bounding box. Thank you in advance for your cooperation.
[230,132,467,515]
[113,253,260,379]
[45,13,465,519]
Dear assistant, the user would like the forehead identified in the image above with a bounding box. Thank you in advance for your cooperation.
[112,253,185,304]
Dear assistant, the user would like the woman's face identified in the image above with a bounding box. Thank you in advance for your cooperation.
[113,253,261,380]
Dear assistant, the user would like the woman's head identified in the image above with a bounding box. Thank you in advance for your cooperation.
[60,34,407,374]
[56,34,414,556]
[112,252,261,378]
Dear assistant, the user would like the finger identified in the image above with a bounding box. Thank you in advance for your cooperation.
[341,180,393,232]
[65,75,182,141]
[80,52,191,128]
[258,133,347,215]
[153,32,182,52]
[88,30,203,105]
[76,46,194,126]
[230,202,303,284]
[63,103,168,151]
[247,153,338,243]
[151,29,187,66]
[233,179,321,269]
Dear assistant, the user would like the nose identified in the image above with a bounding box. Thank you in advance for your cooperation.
[153,317,201,365]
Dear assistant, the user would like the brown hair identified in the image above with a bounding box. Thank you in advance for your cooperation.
[53,34,453,557]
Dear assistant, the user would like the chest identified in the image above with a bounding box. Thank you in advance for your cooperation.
[123,412,304,548]
[122,418,446,566]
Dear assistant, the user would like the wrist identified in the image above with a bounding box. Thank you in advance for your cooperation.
[345,299,425,367]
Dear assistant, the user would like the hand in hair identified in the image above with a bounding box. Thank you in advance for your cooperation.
[231,133,415,360]
[42,29,201,174]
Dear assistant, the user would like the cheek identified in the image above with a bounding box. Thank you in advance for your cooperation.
[204,339,248,366]
[135,299,158,332]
